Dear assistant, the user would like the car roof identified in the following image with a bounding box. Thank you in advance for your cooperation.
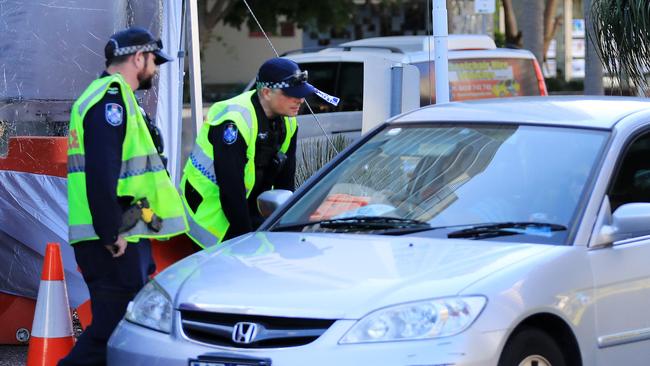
[391,96,650,129]
[287,35,536,64]
[288,48,535,64]
[341,34,496,52]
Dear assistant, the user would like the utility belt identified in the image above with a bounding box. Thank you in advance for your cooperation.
[119,198,162,233]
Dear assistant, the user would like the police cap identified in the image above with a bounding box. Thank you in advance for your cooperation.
[105,27,172,65]
[256,58,316,98]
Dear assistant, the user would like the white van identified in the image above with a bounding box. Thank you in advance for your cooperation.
[267,35,547,140]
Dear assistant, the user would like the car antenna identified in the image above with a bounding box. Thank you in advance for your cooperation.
[242,0,341,155]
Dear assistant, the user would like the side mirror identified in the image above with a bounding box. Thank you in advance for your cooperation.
[595,203,650,246]
[257,189,293,218]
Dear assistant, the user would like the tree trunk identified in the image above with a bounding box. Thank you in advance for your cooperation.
[542,0,560,62]
[198,0,237,55]
[583,0,604,95]
[518,0,544,64]
[501,0,522,48]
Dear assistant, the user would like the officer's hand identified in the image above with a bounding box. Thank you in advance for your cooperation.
[105,236,127,258]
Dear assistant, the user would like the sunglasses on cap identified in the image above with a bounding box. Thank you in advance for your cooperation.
[257,70,309,89]
[282,70,308,86]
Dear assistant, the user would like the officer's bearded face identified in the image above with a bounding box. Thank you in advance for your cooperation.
[137,53,156,90]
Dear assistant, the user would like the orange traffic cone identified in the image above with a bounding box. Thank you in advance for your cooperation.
[26,243,75,366]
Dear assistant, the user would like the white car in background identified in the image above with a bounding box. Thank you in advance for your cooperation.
[109,96,650,366]
[272,34,547,140]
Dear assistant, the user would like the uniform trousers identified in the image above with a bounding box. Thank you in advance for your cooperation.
[58,238,155,366]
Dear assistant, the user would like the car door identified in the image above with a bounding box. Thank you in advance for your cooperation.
[590,129,650,365]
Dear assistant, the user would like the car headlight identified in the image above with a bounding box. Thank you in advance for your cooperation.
[125,280,173,333]
[339,296,486,344]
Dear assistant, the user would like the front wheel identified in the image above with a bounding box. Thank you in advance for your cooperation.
[498,327,567,366]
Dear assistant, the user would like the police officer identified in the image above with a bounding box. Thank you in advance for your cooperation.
[61,27,188,366]
[181,58,320,248]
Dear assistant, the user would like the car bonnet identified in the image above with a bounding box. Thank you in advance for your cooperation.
[161,232,551,320]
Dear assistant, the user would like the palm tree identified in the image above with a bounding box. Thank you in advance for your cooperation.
[591,0,650,94]
[518,0,544,64]
[584,0,603,95]
[503,0,561,64]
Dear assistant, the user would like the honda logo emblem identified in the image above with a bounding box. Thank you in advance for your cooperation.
[232,322,259,344]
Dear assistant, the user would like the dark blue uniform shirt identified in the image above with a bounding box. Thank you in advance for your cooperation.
[83,72,128,245]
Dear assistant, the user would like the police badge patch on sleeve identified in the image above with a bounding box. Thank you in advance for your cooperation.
[105,103,123,126]
[223,123,238,145]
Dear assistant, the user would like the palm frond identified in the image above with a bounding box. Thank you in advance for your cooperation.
[590,0,650,93]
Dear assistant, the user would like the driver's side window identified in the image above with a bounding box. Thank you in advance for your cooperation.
[609,131,650,212]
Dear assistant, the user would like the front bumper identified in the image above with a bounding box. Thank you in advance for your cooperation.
[108,314,506,366]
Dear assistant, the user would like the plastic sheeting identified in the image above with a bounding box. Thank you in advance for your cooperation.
[0,1,120,101]
[0,0,185,306]
[0,171,88,307]
[0,0,183,176]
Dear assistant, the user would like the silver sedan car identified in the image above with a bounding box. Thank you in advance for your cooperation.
[108,97,650,366]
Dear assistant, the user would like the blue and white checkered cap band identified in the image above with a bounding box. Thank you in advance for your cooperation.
[113,42,160,57]
[256,81,292,89]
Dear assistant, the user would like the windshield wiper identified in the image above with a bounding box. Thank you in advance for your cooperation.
[447,222,567,239]
[272,216,430,234]
[319,216,430,230]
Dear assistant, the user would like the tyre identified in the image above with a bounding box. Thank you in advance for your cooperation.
[498,327,567,366]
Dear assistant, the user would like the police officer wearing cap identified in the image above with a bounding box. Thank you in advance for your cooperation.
[61,27,188,365]
[181,58,318,248]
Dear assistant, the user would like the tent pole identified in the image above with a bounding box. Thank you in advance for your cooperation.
[186,0,204,133]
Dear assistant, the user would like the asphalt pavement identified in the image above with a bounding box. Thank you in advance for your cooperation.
[0,345,27,366]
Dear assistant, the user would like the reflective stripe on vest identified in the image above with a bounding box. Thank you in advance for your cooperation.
[70,215,187,242]
[188,144,217,185]
[211,104,253,128]
[77,79,136,118]
[68,153,165,176]
[68,154,85,173]
[187,104,255,189]
[68,224,97,243]
[183,204,219,248]
[119,154,166,178]
[120,216,188,239]
[77,79,112,116]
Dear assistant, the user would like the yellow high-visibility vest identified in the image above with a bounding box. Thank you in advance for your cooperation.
[180,90,297,248]
[67,73,188,244]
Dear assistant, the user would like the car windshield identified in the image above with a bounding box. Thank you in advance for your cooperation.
[274,124,608,244]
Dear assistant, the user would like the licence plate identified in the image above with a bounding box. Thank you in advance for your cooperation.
[189,355,271,366]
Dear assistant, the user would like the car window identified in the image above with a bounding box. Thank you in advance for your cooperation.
[609,131,650,211]
[297,62,364,114]
[276,124,608,244]
[414,58,542,106]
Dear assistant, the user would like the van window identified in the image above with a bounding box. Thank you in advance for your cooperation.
[297,62,364,114]
[414,58,542,106]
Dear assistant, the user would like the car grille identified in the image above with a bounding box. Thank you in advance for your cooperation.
[180,309,336,348]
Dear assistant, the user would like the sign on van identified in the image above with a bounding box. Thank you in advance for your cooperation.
[449,60,524,100]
